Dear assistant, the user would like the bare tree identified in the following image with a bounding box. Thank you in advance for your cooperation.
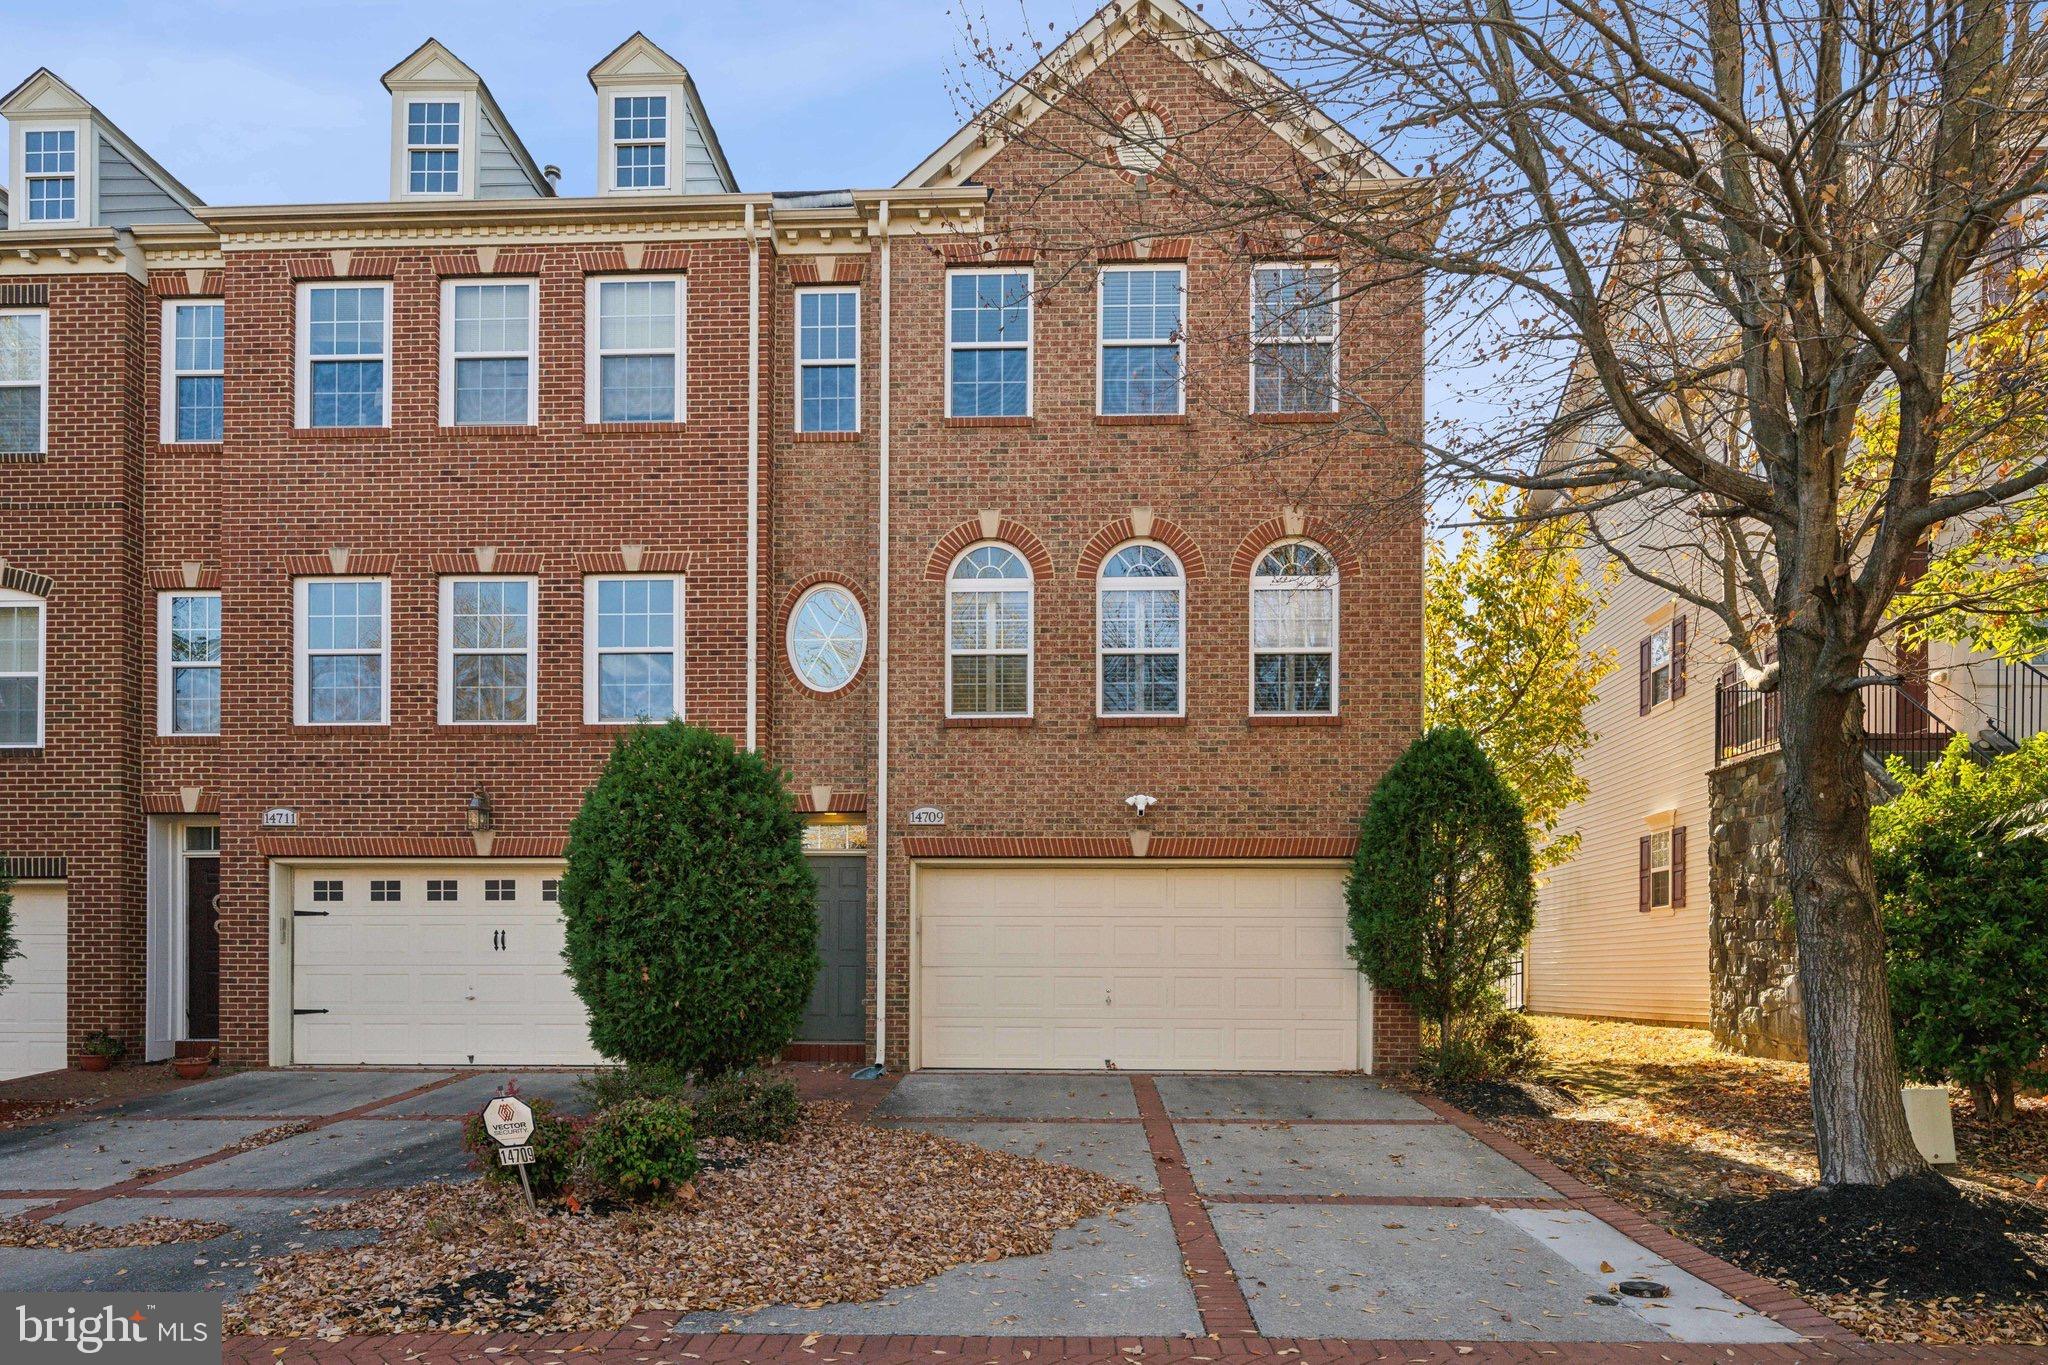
[952,0,2048,1186]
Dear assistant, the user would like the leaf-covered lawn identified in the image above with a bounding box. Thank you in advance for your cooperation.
[1449,1015,2048,1346]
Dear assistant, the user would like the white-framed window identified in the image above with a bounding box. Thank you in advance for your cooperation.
[406,100,462,195]
[785,582,867,694]
[1098,264,1185,416]
[440,280,536,427]
[1251,263,1338,413]
[796,287,859,433]
[947,544,1033,718]
[293,577,389,726]
[1250,541,1338,715]
[1098,543,1185,717]
[0,308,49,456]
[296,283,391,430]
[609,93,671,191]
[157,590,221,737]
[484,878,515,902]
[162,300,224,443]
[584,574,685,723]
[426,878,456,902]
[946,268,1032,418]
[439,575,537,725]
[22,127,79,223]
[0,589,45,749]
[311,879,342,903]
[585,276,685,423]
[370,879,400,903]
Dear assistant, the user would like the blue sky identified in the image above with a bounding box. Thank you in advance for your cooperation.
[0,0,1068,201]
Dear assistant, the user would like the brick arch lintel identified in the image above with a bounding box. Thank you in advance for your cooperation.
[1230,514,1361,579]
[774,572,874,695]
[1074,514,1207,580]
[923,517,1055,583]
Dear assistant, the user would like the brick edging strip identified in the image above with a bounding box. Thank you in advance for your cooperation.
[1129,1074,1260,1337]
[1404,1087,1858,1343]
[20,1072,469,1222]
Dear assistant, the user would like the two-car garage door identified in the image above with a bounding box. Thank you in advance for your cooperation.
[917,863,1365,1071]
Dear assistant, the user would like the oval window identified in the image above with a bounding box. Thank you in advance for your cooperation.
[786,583,867,693]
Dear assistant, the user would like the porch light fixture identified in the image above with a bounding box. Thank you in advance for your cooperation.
[466,787,494,834]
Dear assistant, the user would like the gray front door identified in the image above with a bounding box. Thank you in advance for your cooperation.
[802,855,868,1042]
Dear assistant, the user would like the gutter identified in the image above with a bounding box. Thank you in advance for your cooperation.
[745,201,761,751]
[875,197,892,1069]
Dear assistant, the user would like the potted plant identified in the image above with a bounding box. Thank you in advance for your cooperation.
[78,1030,125,1072]
[171,1049,216,1081]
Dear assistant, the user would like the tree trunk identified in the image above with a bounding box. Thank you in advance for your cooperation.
[1777,654,1930,1186]
[1970,1077,1996,1123]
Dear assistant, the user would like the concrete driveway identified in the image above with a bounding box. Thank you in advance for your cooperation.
[679,1071,1809,1346]
[0,1067,1820,1351]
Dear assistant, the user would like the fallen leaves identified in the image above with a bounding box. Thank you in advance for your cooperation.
[0,1214,231,1250]
[226,1102,1143,1336]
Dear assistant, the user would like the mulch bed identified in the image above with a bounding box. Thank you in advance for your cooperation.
[226,1101,1142,1336]
[1439,1016,2048,1346]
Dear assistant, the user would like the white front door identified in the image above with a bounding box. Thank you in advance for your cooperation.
[916,862,1364,1071]
[0,884,67,1080]
[291,864,599,1066]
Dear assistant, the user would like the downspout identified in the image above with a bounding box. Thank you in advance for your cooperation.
[745,201,761,751]
[875,197,892,1069]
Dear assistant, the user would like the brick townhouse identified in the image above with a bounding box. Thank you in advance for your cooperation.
[0,0,1425,1080]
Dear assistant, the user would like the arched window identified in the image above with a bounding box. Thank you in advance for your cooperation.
[1098,542,1185,717]
[1250,540,1337,715]
[947,544,1033,718]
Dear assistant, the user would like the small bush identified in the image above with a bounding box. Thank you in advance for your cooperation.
[459,1097,580,1199]
[1477,1010,1544,1076]
[580,1097,701,1202]
[576,1061,694,1112]
[1416,1033,1494,1083]
[694,1068,802,1143]
[0,875,16,997]
[560,721,819,1080]
[1874,734,2048,1123]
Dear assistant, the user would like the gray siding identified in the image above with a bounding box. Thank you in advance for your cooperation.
[679,104,729,193]
[477,109,543,199]
[96,135,198,227]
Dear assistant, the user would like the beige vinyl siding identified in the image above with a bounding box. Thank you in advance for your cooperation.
[1529,541,1719,1025]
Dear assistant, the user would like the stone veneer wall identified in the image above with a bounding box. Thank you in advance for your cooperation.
[1707,751,1808,1060]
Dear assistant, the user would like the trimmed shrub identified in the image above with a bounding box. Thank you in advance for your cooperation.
[694,1068,802,1143]
[1348,726,1534,1063]
[1874,734,2048,1124]
[580,1097,701,1202]
[560,721,820,1079]
[576,1061,694,1113]
[459,1097,580,1199]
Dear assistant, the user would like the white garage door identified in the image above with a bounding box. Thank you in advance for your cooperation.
[292,864,600,1066]
[917,862,1364,1071]
[0,884,66,1081]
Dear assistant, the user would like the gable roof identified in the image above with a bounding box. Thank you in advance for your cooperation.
[898,0,1398,190]
[587,32,738,193]
[0,67,204,209]
[381,39,554,197]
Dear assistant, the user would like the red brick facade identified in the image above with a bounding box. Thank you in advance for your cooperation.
[0,14,1423,1074]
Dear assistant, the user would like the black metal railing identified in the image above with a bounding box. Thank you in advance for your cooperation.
[1498,954,1526,1013]
[1714,667,1958,776]
[1991,657,2048,748]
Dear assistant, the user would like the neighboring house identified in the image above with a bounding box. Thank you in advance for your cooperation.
[0,1,1427,1080]
[1529,483,2047,1037]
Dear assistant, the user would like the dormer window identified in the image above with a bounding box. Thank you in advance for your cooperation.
[406,101,461,195]
[22,128,77,222]
[611,94,669,190]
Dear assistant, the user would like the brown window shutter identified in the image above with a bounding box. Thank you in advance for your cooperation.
[1638,637,1653,715]
[1670,617,1689,699]
[1639,835,1652,912]
[1670,826,1688,908]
